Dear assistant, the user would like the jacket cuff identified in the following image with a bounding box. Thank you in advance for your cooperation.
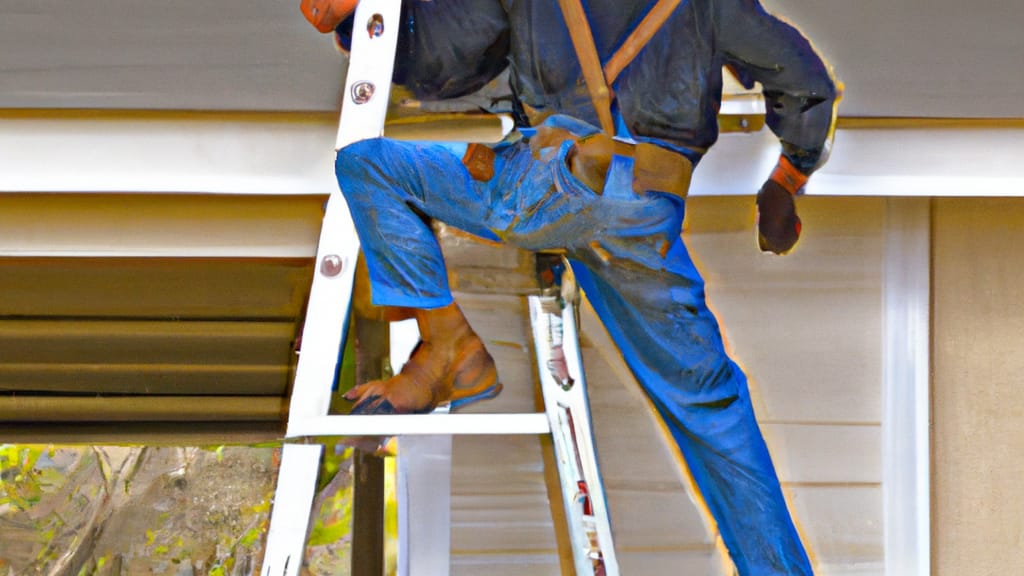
[770,154,809,195]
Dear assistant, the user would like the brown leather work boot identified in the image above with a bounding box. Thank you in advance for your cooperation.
[344,302,502,414]
[353,256,415,323]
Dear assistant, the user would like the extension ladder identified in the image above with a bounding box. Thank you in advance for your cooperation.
[260,1,617,574]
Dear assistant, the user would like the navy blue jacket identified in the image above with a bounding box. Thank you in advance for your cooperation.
[340,0,838,172]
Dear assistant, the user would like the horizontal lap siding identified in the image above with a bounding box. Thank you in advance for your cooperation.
[450,294,561,575]
[437,197,887,574]
[0,193,318,427]
[0,258,312,319]
[687,196,885,573]
[0,193,324,258]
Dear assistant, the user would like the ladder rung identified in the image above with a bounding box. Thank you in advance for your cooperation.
[286,412,551,438]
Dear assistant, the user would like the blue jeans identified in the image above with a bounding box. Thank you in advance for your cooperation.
[335,116,813,575]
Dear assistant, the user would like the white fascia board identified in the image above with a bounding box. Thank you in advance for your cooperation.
[693,124,1024,197]
[719,96,766,116]
[0,114,340,195]
[4,114,1024,197]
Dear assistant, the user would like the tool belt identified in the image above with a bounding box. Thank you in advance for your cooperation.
[542,0,691,198]
[530,125,693,199]
[462,0,691,198]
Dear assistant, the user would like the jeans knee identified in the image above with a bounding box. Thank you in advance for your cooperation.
[335,138,395,204]
[676,358,744,409]
[339,136,387,156]
[336,138,385,174]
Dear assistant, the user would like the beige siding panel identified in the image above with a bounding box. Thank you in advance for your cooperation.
[578,197,885,575]
[0,363,288,395]
[787,485,884,574]
[812,563,887,576]
[450,522,556,557]
[583,346,717,550]
[616,549,727,576]
[687,197,885,574]
[451,435,557,555]
[583,346,694,490]
[762,423,882,484]
[451,495,558,553]
[451,555,560,576]
[453,494,557,526]
[0,258,312,319]
[710,287,882,424]
[457,293,533,345]
[0,193,324,257]
[444,199,887,574]
[438,227,539,297]
[579,310,724,565]
[0,320,295,365]
[604,488,715,549]
[0,422,282,445]
[932,198,1024,576]
[449,292,560,571]
[684,195,884,425]
[451,435,550,495]
[0,395,284,422]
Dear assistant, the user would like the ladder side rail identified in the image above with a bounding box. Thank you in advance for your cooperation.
[286,0,404,434]
[559,292,619,573]
[265,3,404,576]
[529,257,620,576]
[260,444,325,576]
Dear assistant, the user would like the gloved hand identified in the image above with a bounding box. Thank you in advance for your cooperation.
[300,0,358,33]
[756,156,808,255]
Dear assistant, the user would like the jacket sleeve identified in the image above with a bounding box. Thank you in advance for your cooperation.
[336,0,510,101]
[714,0,839,173]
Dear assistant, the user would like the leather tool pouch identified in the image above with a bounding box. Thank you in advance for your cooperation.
[631,142,693,199]
[528,125,693,199]
[461,143,496,182]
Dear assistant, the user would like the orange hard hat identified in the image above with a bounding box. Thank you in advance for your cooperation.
[300,0,359,33]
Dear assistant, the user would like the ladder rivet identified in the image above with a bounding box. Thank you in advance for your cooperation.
[367,14,385,38]
[351,81,375,105]
[320,254,344,277]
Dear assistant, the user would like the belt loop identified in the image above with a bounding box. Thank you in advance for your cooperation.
[603,153,637,200]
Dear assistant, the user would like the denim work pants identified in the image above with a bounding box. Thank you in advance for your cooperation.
[335,116,813,575]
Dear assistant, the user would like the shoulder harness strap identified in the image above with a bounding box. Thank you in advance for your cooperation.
[555,0,682,136]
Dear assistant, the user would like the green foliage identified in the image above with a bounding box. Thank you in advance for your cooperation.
[319,444,354,491]
[1,443,387,574]
[2,445,281,573]
[305,440,358,551]
[0,444,48,512]
[238,526,263,548]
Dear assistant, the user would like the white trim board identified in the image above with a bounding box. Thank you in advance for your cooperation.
[881,198,930,576]
[3,114,1023,197]
[693,125,1024,197]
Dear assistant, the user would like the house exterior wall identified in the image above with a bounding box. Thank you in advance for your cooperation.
[686,196,886,575]
[932,198,1024,575]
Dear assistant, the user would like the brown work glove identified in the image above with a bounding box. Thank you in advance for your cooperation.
[300,0,358,33]
[756,156,808,255]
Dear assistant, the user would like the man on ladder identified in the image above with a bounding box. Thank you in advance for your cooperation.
[301,0,838,573]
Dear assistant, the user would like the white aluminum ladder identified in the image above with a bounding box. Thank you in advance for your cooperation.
[260,2,617,574]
